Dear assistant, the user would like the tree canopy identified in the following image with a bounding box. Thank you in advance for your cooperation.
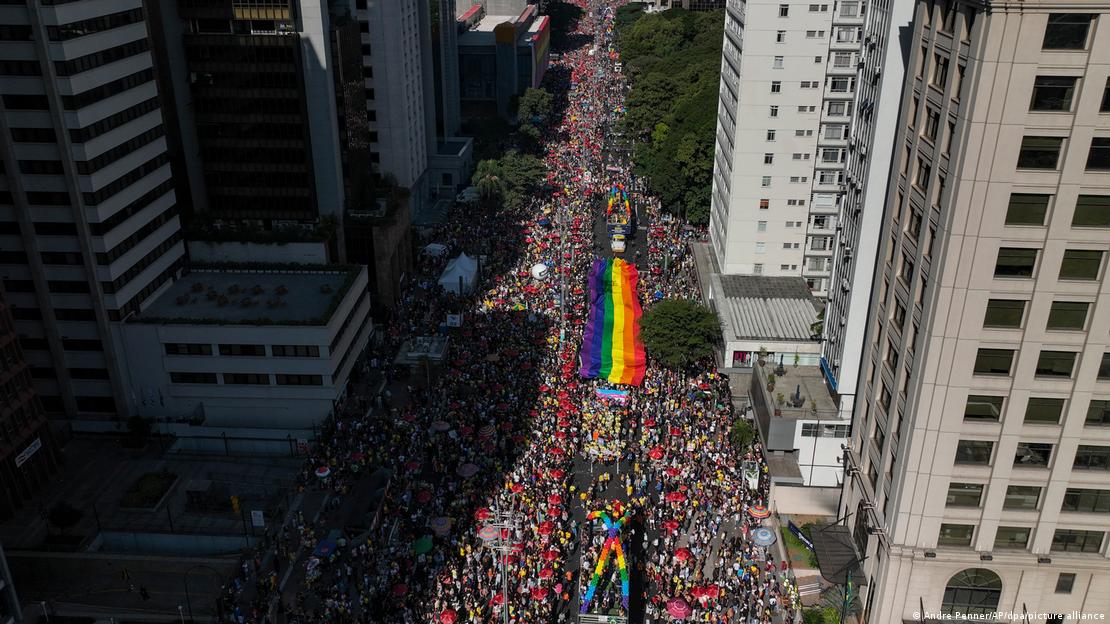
[517,87,554,126]
[616,8,723,225]
[471,152,545,209]
[640,298,721,368]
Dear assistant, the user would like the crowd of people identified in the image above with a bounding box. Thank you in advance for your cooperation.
[216,1,802,622]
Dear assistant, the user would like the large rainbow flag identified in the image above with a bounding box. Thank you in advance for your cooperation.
[579,257,646,386]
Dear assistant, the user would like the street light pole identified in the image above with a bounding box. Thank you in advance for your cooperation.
[482,507,520,624]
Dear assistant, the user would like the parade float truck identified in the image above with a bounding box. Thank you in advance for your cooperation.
[606,183,636,254]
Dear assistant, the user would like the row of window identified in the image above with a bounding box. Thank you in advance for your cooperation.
[1017,136,1110,171]
[973,348,1109,379]
[964,394,1110,427]
[169,372,324,386]
[164,343,321,357]
[983,298,1095,331]
[947,482,1110,513]
[940,523,1103,555]
[955,439,1109,470]
[1005,193,1110,227]
[994,247,1103,280]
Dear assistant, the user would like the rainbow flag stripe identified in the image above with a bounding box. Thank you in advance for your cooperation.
[580,257,646,386]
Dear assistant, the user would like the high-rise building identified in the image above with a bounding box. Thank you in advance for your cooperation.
[642,0,728,12]
[0,289,59,520]
[709,0,865,297]
[0,0,186,418]
[840,3,1110,621]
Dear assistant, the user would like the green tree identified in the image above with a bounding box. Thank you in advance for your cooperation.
[472,159,507,206]
[517,87,553,125]
[729,419,755,450]
[640,299,720,368]
[48,502,83,534]
[499,152,545,208]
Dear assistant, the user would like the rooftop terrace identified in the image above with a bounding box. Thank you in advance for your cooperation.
[134,265,360,325]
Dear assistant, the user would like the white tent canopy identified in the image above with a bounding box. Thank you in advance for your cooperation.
[423,243,448,257]
[438,253,478,295]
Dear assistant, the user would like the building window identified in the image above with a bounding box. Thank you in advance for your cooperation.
[955,440,994,465]
[1086,399,1110,426]
[767,129,777,141]
[932,54,950,89]
[994,247,1038,277]
[942,569,1001,615]
[779,3,789,16]
[1046,301,1089,330]
[1051,529,1105,553]
[1035,351,1076,378]
[218,344,266,357]
[1005,193,1050,226]
[1024,398,1065,424]
[1086,137,1110,170]
[946,482,984,507]
[1074,445,1110,470]
[776,30,786,42]
[965,395,1003,422]
[771,81,782,93]
[1030,76,1078,111]
[223,373,270,385]
[757,221,767,232]
[800,423,851,437]
[770,105,779,117]
[973,349,1015,375]
[1003,485,1042,510]
[1061,488,1110,513]
[275,374,323,386]
[773,56,784,69]
[761,176,772,187]
[164,343,212,356]
[1042,13,1095,49]
[764,153,775,164]
[1101,353,1110,379]
[271,345,321,357]
[923,109,940,142]
[915,158,932,189]
[995,527,1031,550]
[938,524,975,548]
[753,263,763,275]
[1072,195,1110,227]
[1056,573,1077,594]
[983,299,1025,328]
[1017,136,1064,169]
[169,372,218,384]
[1059,249,1103,279]
[759,198,770,209]
[1014,442,1054,467]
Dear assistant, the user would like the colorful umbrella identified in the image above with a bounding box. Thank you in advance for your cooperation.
[749,505,770,519]
[674,547,692,562]
[663,519,680,533]
[548,494,563,506]
[315,466,331,479]
[430,517,450,536]
[549,468,565,479]
[475,508,491,521]
[457,463,479,478]
[477,525,499,541]
[537,521,554,535]
[412,535,433,555]
[431,420,451,432]
[548,447,565,456]
[539,567,555,579]
[751,527,777,547]
[665,491,687,503]
[648,446,664,460]
[439,610,457,624]
[531,587,550,600]
[542,549,559,562]
[666,597,692,619]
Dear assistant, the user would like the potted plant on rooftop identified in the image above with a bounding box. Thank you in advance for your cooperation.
[757,346,768,367]
[766,373,776,393]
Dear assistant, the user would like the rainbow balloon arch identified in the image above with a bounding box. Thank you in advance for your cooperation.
[580,508,632,613]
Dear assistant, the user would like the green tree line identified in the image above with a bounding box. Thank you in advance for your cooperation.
[616,4,724,225]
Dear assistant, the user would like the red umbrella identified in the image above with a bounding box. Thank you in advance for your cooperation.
[548,494,563,506]
[648,446,664,461]
[665,467,681,477]
[547,507,561,517]
[475,508,491,521]
[539,567,555,579]
[416,489,433,504]
[511,483,524,494]
[537,521,555,535]
[558,418,572,427]
[665,491,687,504]
[491,593,504,606]
[549,469,566,479]
[666,597,692,619]
[644,417,656,427]
[531,587,550,600]
[392,583,408,597]
[663,519,680,533]
[542,549,559,562]
[548,447,565,456]
[405,460,421,472]
[669,426,683,437]
[439,610,458,624]
[674,547,692,562]
[554,430,568,440]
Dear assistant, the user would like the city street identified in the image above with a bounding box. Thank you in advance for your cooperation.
[217,1,802,623]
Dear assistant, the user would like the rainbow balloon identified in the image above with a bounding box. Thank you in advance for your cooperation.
[580,509,631,613]
[606,184,631,223]
[579,258,646,386]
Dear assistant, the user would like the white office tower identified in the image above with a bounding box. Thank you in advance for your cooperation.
[709,0,866,296]
[840,2,1110,622]
[0,0,184,418]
